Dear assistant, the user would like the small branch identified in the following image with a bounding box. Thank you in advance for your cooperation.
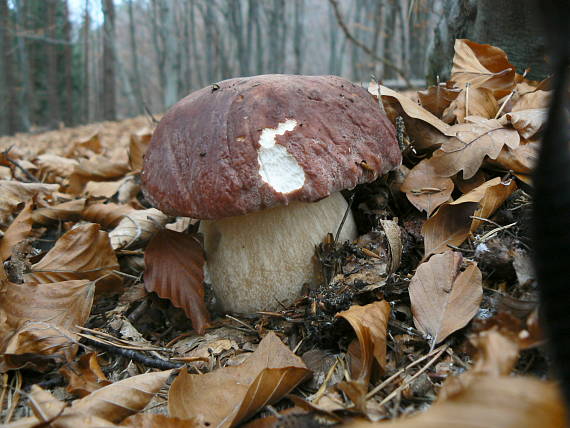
[3,146,39,182]
[328,0,412,87]
[81,336,183,370]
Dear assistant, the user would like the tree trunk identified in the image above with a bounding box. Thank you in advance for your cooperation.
[101,0,116,120]
[293,0,304,74]
[127,0,144,113]
[46,0,60,128]
[63,0,73,125]
[0,0,15,135]
[83,0,90,123]
[161,0,180,107]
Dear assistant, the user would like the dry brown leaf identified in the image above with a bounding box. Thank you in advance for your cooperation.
[84,179,126,198]
[31,198,86,225]
[144,229,209,334]
[109,208,170,250]
[451,39,516,94]
[422,202,479,257]
[121,413,202,428]
[0,181,58,225]
[441,87,498,124]
[71,369,173,423]
[26,223,121,292]
[336,301,391,383]
[0,200,33,261]
[409,251,482,345]
[503,108,547,139]
[511,89,551,111]
[68,155,130,195]
[0,279,94,371]
[28,385,117,428]
[421,178,517,256]
[469,329,519,378]
[343,376,565,428]
[453,169,487,194]
[168,331,311,428]
[417,84,461,119]
[369,84,451,135]
[400,160,454,216]
[66,133,103,158]
[128,129,153,172]
[454,177,517,232]
[81,202,135,229]
[34,154,79,183]
[60,352,111,397]
[427,117,520,179]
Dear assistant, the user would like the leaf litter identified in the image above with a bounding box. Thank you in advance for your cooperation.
[0,40,564,427]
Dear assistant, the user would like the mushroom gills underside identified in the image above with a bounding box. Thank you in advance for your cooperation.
[199,192,358,313]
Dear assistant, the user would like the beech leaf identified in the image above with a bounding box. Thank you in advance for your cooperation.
[427,117,520,179]
[168,331,311,428]
[441,87,498,124]
[25,223,121,291]
[0,200,33,261]
[451,39,515,93]
[401,159,454,216]
[417,84,461,119]
[31,198,86,225]
[409,251,482,345]
[109,208,170,250]
[144,229,210,334]
[81,202,136,229]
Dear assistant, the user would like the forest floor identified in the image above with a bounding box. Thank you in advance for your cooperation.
[0,39,565,428]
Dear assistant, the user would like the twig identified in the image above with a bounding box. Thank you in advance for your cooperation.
[335,193,355,244]
[377,344,448,407]
[365,343,447,399]
[328,0,412,87]
[81,336,183,370]
[3,146,39,182]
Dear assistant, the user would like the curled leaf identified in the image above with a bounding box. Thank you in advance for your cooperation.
[109,208,170,250]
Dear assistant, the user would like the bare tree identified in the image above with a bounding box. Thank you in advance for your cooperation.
[127,0,144,113]
[293,0,305,74]
[46,0,60,127]
[101,0,116,120]
[0,0,15,134]
[82,0,90,122]
[63,0,74,125]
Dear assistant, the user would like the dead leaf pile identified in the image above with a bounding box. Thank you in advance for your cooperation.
[0,39,563,427]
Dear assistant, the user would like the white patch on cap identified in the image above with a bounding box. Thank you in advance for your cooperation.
[257,119,305,193]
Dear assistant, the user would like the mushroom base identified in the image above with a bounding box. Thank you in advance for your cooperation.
[200,192,358,313]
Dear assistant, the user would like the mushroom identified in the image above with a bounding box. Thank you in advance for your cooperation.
[141,74,401,313]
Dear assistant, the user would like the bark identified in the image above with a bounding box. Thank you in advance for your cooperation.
[189,0,204,87]
[46,0,60,128]
[101,0,116,120]
[82,0,90,122]
[127,0,144,113]
[426,0,547,81]
[161,0,180,107]
[293,0,305,74]
[63,0,73,125]
[0,0,15,134]
[227,1,248,76]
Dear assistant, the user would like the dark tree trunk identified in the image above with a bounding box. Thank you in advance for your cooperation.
[46,0,60,128]
[427,0,547,82]
[101,0,116,120]
[63,0,73,125]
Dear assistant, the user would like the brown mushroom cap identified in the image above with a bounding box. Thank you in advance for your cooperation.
[142,74,401,219]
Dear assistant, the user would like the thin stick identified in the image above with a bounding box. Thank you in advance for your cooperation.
[335,193,355,244]
[377,344,448,407]
[365,343,447,400]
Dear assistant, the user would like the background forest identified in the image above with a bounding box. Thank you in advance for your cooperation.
[0,0,442,137]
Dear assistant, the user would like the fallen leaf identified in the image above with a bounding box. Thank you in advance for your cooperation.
[0,279,94,371]
[422,202,479,257]
[28,385,117,428]
[144,229,209,334]
[336,301,391,383]
[60,352,111,397]
[503,108,547,139]
[453,169,487,194]
[34,154,79,184]
[469,329,519,378]
[441,87,498,123]
[511,89,550,111]
[409,251,482,345]
[451,39,515,94]
[68,155,129,195]
[0,200,33,261]
[417,84,461,119]
[72,369,173,423]
[66,133,103,158]
[122,413,201,428]
[168,332,311,428]
[109,208,170,250]
[25,223,121,292]
[81,202,135,229]
[128,129,153,172]
[84,179,126,198]
[343,376,565,428]
[0,181,58,225]
[31,198,86,225]
[489,139,539,176]
[369,84,451,135]
[401,160,454,216]
[427,117,520,179]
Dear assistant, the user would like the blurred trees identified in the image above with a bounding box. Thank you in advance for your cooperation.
[0,0,442,136]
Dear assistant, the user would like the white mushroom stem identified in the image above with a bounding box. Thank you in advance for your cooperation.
[199,192,358,313]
